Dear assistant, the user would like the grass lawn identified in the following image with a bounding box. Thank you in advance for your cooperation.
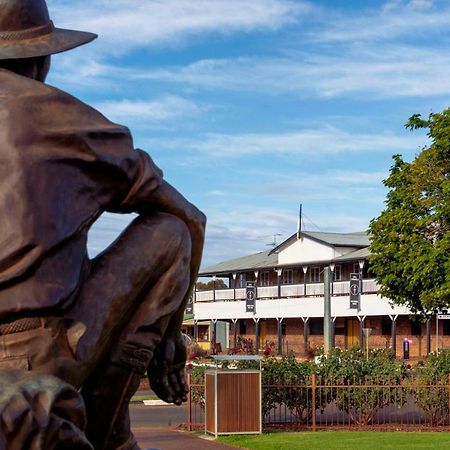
[218,431,450,449]
[130,393,159,401]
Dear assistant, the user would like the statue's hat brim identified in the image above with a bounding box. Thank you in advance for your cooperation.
[0,27,97,60]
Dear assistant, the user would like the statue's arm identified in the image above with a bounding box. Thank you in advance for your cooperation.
[136,179,206,405]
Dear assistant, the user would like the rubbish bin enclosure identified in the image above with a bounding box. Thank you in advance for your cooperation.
[205,369,262,436]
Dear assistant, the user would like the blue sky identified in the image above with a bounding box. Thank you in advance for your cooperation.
[47,0,450,267]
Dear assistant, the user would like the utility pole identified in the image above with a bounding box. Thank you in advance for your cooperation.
[324,266,333,353]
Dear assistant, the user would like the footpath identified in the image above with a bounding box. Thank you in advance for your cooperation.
[133,427,238,450]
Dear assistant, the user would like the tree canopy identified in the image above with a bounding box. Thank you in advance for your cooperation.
[369,108,450,315]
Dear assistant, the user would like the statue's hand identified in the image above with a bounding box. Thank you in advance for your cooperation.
[148,335,188,406]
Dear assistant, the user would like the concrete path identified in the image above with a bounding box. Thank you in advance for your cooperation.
[133,427,239,450]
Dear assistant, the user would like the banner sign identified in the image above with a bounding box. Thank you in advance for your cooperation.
[349,273,361,310]
[185,295,194,315]
[246,281,256,313]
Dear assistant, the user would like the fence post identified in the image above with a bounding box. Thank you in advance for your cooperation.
[312,373,317,432]
[448,373,450,430]
[187,369,192,432]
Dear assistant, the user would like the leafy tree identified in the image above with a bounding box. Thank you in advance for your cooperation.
[369,109,450,314]
[196,279,228,291]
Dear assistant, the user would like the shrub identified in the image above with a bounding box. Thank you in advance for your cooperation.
[412,349,450,426]
[314,347,408,425]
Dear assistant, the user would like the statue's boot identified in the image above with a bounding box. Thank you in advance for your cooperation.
[82,344,153,450]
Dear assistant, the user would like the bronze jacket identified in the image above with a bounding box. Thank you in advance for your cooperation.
[0,69,163,319]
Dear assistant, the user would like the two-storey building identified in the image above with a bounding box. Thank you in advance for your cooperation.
[189,230,450,359]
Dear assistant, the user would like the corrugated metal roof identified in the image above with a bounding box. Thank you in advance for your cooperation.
[270,230,369,254]
[200,250,278,276]
[332,247,371,261]
[304,231,369,247]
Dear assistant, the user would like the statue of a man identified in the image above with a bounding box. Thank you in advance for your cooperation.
[0,1,206,449]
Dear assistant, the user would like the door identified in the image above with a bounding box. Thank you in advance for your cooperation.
[347,319,360,347]
[259,320,267,349]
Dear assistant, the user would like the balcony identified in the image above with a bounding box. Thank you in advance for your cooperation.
[195,279,379,303]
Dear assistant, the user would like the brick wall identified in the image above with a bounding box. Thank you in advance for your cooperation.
[233,316,450,359]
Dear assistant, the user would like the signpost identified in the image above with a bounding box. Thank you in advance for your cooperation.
[436,311,449,352]
[246,281,256,314]
[349,273,361,310]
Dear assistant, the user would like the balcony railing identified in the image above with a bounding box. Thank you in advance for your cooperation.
[195,279,379,303]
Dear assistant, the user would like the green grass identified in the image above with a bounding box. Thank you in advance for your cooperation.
[130,393,159,401]
[218,431,450,449]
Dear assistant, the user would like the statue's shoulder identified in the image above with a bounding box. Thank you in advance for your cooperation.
[0,69,123,131]
[0,68,60,100]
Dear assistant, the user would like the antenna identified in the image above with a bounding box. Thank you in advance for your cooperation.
[266,233,282,247]
[297,204,302,240]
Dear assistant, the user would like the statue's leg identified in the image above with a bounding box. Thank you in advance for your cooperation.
[67,212,192,450]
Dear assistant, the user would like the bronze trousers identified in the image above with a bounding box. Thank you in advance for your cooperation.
[0,212,192,388]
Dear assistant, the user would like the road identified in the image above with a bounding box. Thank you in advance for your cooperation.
[130,404,187,428]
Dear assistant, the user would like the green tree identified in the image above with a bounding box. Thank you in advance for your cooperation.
[369,109,450,315]
[196,279,228,291]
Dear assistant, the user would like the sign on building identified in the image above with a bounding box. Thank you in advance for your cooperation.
[246,281,256,313]
[185,294,194,315]
[349,272,361,310]
[438,314,450,320]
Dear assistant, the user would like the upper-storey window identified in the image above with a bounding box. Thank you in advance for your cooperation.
[333,265,342,281]
[282,269,293,285]
[310,266,321,283]
[260,271,270,286]
[239,273,246,288]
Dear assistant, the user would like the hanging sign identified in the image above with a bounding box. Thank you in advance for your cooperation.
[185,295,194,315]
[246,281,256,313]
[349,272,361,310]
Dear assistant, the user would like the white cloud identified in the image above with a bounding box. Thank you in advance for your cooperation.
[95,95,202,123]
[316,0,444,42]
[62,43,450,100]
[147,127,426,158]
[49,0,308,54]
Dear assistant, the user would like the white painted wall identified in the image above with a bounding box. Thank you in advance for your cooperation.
[194,294,411,321]
[278,236,333,265]
[278,237,361,265]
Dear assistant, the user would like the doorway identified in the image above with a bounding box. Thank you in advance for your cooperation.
[346,318,360,347]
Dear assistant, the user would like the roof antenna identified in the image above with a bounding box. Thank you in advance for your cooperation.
[297,204,302,240]
[267,233,282,247]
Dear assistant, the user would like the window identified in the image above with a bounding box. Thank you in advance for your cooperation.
[382,316,391,335]
[260,271,270,286]
[310,266,321,283]
[310,318,324,335]
[239,273,246,288]
[443,321,450,336]
[352,262,361,275]
[239,320,247,335]
[333,265,342,281]
[282,269,293,285]
[411,320,422,336]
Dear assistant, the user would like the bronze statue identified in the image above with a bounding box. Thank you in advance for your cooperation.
[0,1,206,449]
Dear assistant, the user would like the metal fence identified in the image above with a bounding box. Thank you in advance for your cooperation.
[187,373,450,431]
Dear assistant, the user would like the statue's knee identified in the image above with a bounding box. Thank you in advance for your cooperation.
[164,215,191,255]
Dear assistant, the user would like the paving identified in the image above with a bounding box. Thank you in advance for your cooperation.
[130,404,238,449]
[133,427,238,450]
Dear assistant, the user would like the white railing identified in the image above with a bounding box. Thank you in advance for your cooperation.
[195,279,379,303]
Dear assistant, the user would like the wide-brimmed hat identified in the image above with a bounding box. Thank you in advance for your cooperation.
[0,0,97,60]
